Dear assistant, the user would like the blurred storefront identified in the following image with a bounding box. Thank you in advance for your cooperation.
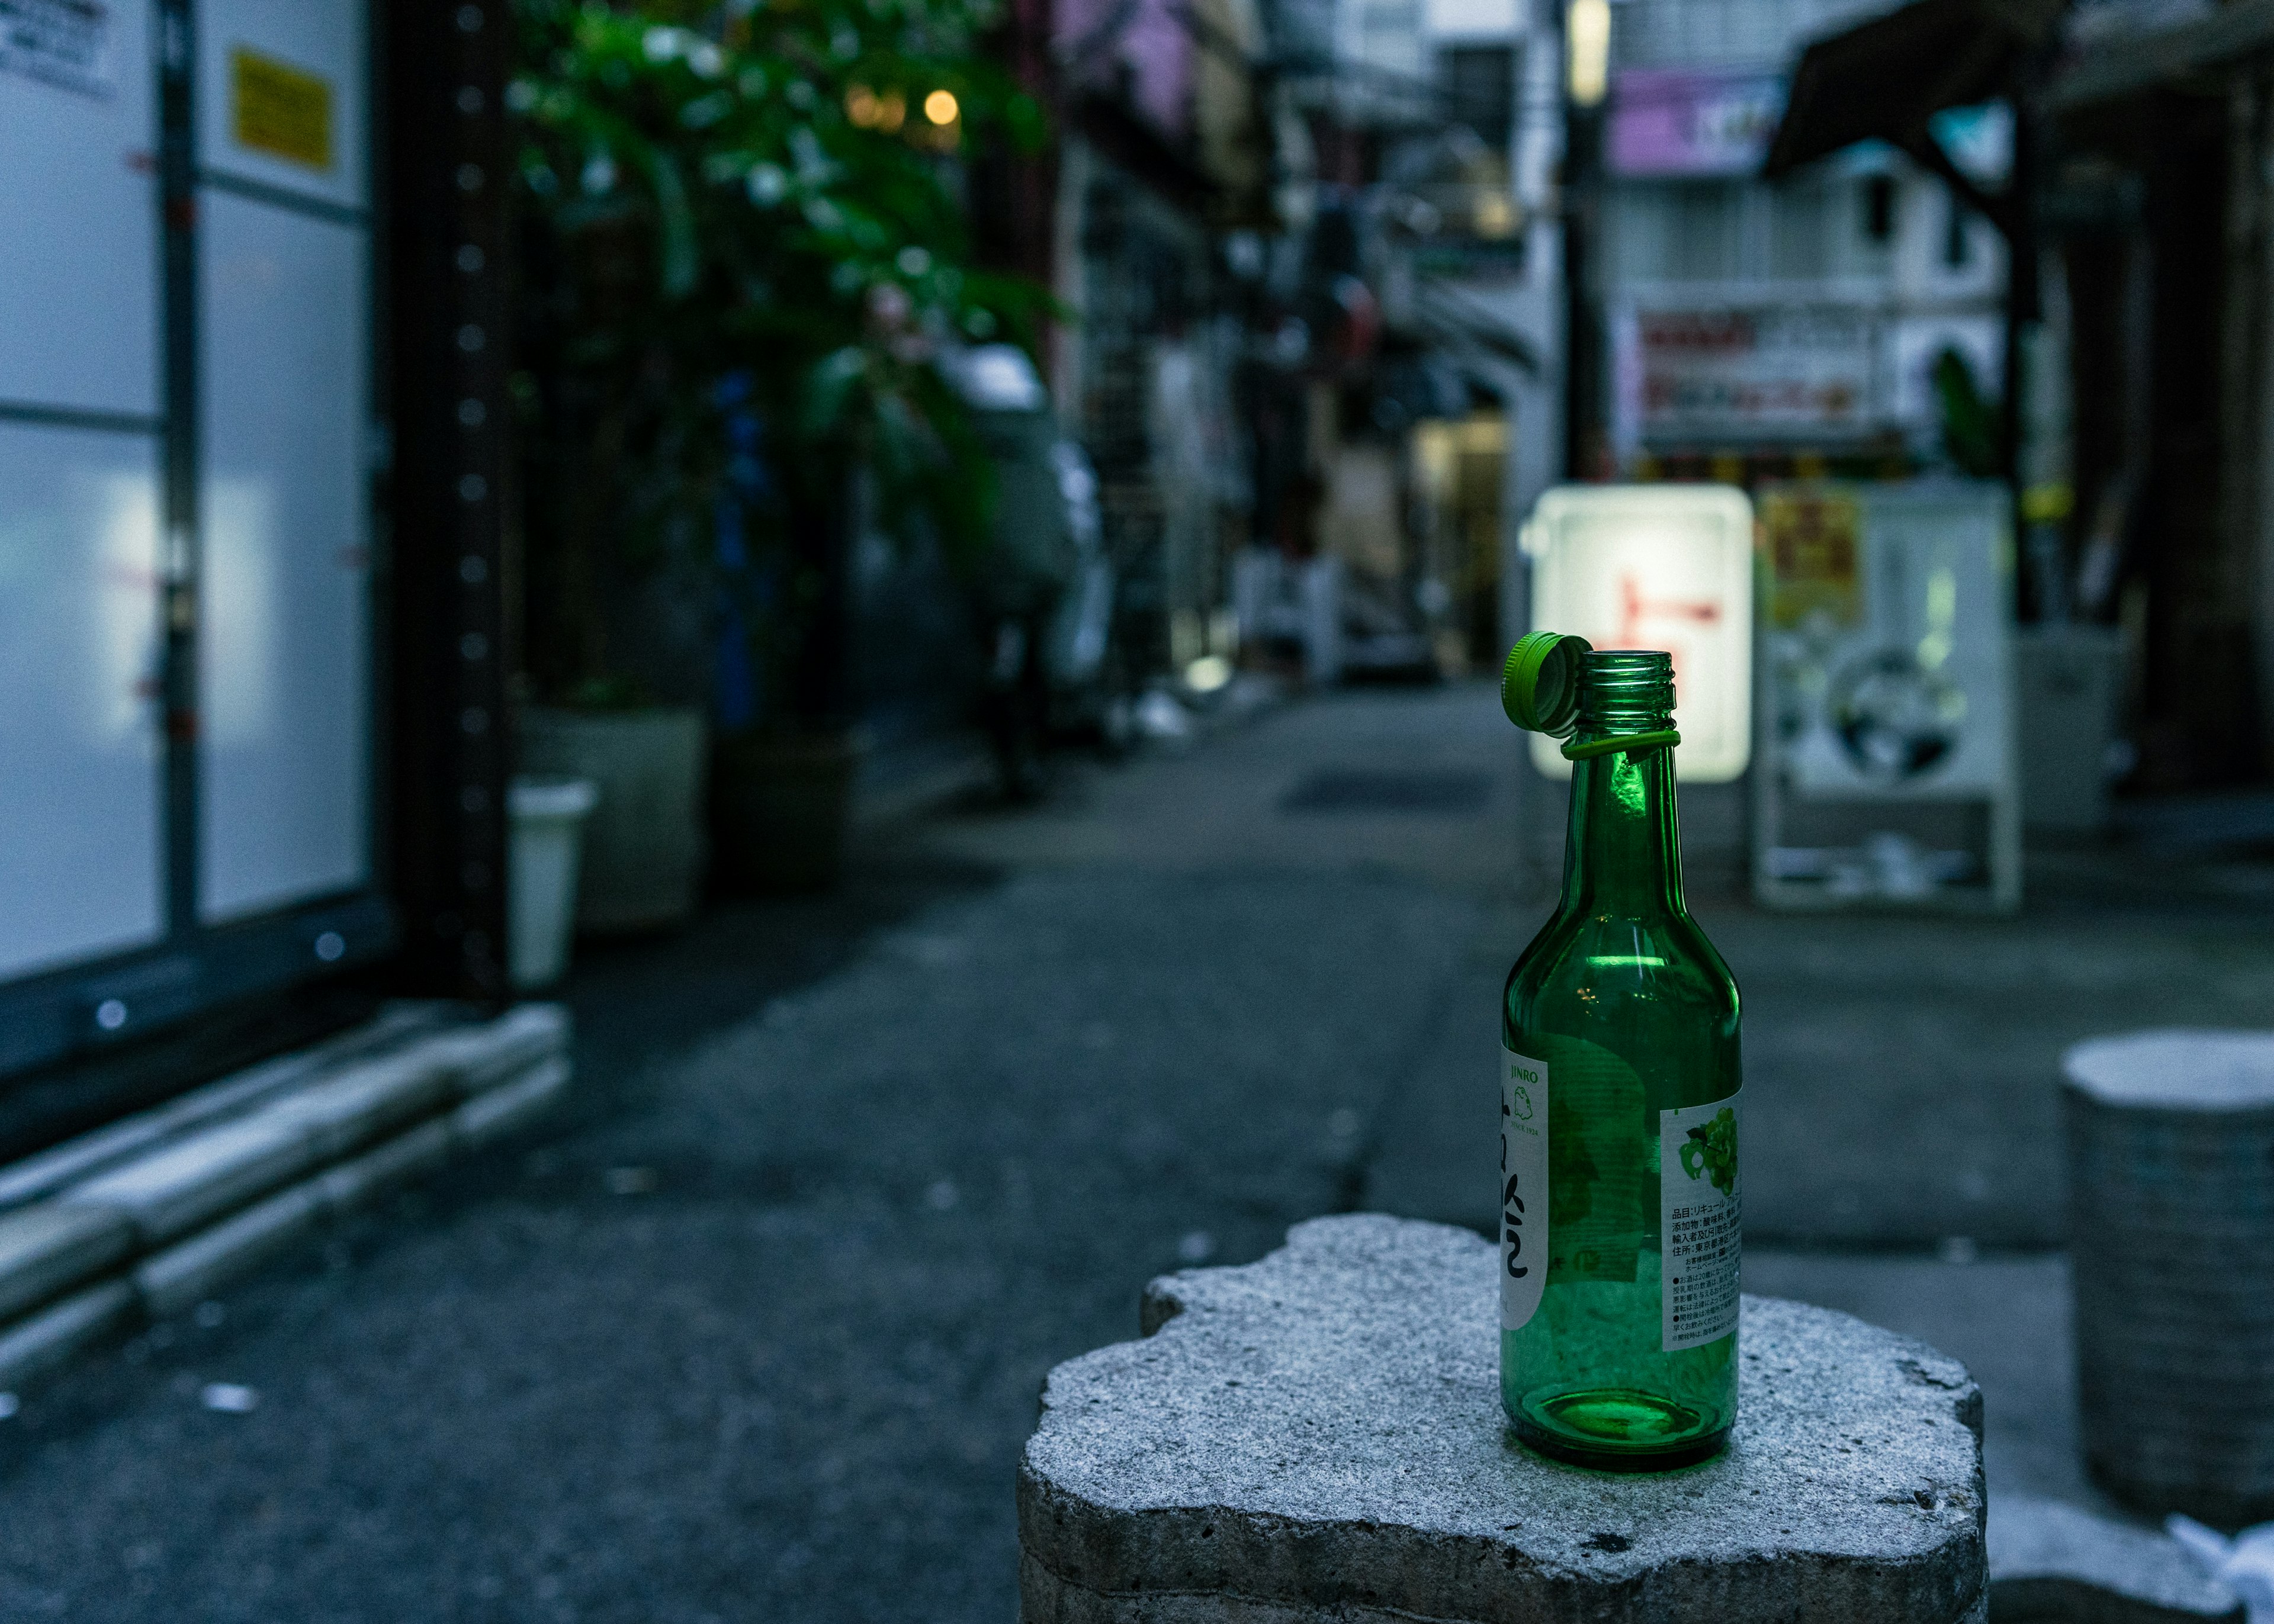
[1038,0,1564,687]
[2050,0,2274,789]
[1040,0,1264,686]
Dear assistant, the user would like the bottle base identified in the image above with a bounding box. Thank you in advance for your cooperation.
[1509,1387,1730,1472]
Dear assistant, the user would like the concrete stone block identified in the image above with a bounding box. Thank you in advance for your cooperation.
[451,1056,571,1149]
[0,1280,137,1390]
[0,1204,136,1324]
[1989,1495,2242,1622]
[0,1004,443,1212]
[314,1119,452,1215]
[134,1184,323,1320]
[60,1114,317,1244]
[256,1051,454,1162]
[1022,1214,1987,1624]
[2064,1030,2274,1524]
[433,1004,571,1099]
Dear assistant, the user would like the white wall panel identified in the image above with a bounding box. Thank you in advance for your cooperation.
[0,423,164,978]
[197,189,370,922]
[0,0,159,414]
[198,0,368,210]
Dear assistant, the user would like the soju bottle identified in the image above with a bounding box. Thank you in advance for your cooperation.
[1496,633,1742,1470]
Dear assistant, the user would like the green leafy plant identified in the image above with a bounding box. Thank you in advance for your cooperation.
[1931,347,2002,480]
[1679,1107,1737,1197]
[509,0,1050,715]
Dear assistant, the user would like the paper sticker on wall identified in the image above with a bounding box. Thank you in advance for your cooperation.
[0,0,116,98]
[1762,486,1862,631]
[230,46,332,171]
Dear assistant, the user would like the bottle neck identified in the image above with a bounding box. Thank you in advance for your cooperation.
[1560,731,1686,918]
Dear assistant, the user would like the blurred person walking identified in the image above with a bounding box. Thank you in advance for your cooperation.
[948,344,1111,799]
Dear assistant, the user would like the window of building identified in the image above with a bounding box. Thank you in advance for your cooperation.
[1944,191,1971,268]
[1770,182,1829,280]
[1438,46,1515,152]
[1669,183,1742,280]
[1862,174,1895,243]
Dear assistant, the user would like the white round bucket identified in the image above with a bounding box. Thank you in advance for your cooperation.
[509,776,599,990]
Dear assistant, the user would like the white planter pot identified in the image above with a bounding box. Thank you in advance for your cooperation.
[520,708,706,933]
[508,777,598,989]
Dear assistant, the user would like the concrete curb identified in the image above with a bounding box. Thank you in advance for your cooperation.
[0,1281,138,1391]
[1989,1495,2243,1622]
[0,1206,137,1324]
[136,1185,324,1321]
[454,1057,573,1149]
[0,1004,571,1393]
[0,1006,446,1213]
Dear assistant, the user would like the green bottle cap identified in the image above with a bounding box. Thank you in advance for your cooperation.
[1501,631,1592,737]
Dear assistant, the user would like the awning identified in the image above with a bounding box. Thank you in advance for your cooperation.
[1762,0,2060,250]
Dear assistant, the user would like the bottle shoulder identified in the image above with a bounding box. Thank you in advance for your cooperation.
[1506,905,1741,1020]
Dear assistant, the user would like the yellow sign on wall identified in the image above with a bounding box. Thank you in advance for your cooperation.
[1761,486,1862,631]
[231,47,332,171]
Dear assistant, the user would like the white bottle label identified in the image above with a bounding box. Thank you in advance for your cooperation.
[1499,1047,1549,1330]
[1660,1091,1742,1351]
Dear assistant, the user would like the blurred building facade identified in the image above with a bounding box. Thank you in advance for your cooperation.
[2050,0,2274,788]
[1570,0,2274,795]
[1584,0,2010,481]
[1020,0,1565,686]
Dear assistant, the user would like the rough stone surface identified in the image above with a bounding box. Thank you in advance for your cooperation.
[260,1053,455,1161]
[1989,1496,2242,1622]
[59,1115,316,1244]
[0,1005,443,1211]
[313,1118,454,1213]
[134,1185,324,1320]
[0,1279,137,1389]
[433,1002,572,1095]
[451,1056,571,1148]
[0,1203,135,1323]
[1021,1215,1987,1624]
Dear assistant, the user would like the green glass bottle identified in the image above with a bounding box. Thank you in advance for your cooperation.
[1496,635,1742,1471]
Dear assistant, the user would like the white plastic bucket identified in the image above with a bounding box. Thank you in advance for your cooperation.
[509,776,599,990]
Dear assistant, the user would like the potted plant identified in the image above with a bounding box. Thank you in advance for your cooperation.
[509,0,1046,895]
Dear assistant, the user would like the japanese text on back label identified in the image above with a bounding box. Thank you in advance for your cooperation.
[1660,1092,1740,1351]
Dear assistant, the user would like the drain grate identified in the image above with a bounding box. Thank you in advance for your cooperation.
[1279,769,1492,815]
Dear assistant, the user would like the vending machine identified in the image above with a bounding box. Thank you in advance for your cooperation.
[1751,481,2021,912]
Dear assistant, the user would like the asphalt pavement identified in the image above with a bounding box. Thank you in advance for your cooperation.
[0,680,2268,1620]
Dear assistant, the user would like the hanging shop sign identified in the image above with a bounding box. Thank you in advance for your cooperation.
[1608,67,1785,178]
[1521,484,1755,784]
[1615,303,1876,445]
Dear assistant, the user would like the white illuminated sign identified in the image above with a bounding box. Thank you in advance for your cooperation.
[1521,484,1755,783]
